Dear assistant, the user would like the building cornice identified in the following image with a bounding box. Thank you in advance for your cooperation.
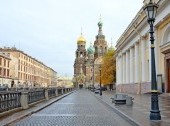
[0,47,57,73]
[115,0,167,55]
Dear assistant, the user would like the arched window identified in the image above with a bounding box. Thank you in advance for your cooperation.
[80,52,83,57]
[162,25,170,45]
[99,46,102,53]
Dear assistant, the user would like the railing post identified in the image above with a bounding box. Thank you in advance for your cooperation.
[55,88,58,96]
[45,88,49,100]
[20,91,29,109]
[61,89,64,94]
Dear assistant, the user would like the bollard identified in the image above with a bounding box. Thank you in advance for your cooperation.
[20,91,29,109]
[45,88,49,100]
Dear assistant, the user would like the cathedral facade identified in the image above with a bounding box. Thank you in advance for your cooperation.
[74,20,108,88]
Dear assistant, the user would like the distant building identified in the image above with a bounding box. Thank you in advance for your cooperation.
[0,47,57,88]
[116,0,170,94]
[57,76,73,88]
[0,52,11,87]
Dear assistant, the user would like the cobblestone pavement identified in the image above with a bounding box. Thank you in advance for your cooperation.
[96,91,170,126]
[14,90,132,126]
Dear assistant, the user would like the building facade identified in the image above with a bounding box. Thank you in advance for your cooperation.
[0,47,57,88]
[0,52,11,87]
[116,0,170,94]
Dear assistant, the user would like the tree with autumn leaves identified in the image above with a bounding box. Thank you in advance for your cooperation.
[96,48,116,86]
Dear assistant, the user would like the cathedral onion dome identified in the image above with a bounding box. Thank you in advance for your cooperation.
[87,44,94,54]
[77,35,86,45]
[98,20,103,27]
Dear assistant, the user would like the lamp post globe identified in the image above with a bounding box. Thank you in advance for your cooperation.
[143,0,161,120]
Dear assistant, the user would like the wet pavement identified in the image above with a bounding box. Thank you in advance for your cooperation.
[94,90,170,126]
[14,90,132,126]
[0,91,73,126]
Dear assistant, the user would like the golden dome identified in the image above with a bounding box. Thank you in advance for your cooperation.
[77,35,86,44]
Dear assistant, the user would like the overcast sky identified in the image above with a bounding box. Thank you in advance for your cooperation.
[0,0,144,77]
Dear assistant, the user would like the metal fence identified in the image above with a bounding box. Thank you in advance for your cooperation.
[48,88,56,98]
[28,89,45,104]
[58,89,62,95]
[0,87,72,113]
[0,92,21,113]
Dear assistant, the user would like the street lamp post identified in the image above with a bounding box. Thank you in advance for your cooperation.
[143,0,161,120]
[99,65,102,96]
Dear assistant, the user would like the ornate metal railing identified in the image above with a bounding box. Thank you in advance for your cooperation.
[58,89,62,95]
[28,89,45,104]
[48,88,56,98]
[0,92,21,113]
[0,87,72,113]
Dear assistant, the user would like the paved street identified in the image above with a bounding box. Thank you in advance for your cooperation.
[13,90,132,126]
[95,91,170,126]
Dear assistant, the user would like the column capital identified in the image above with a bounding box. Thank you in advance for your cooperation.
[142,33,149,40]
[135,40,140,45]
[130,45,135,49]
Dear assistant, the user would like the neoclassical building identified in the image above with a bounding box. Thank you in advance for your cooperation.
[0,52,11,87]
[0,47,58,88]
[116,0,170,94]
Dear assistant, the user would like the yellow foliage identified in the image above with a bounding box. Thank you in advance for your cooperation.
[96,49,116,85]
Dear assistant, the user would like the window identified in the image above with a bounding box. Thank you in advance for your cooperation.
[4,59,6,67]
[3,69,6,76]
[8,61,9,67]
[7,69,9,77]
[0,58,2,65]
[0,68,2,76]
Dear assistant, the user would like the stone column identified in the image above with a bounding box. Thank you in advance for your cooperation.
[135,42,139,83]
[141,37,146,82]
[45,88,49,100]
[61,89,64,94]
[126,51,129,83]
[20,91,29,109]
[55,88,58,96]
[123,53,126,84]
[130,47,134,83]
[116,57,120,84]
[119,55,123,84]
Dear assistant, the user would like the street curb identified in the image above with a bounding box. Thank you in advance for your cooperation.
[3,90,76,126]
[92,93,141,126]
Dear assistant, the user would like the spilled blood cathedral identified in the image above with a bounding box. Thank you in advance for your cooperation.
[73,20,113,88]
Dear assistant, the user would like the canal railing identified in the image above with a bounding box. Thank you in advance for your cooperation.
[0,87,73,116]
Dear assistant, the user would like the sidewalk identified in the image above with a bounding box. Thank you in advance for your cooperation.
[0,91,75,126]
[93,90,170,126]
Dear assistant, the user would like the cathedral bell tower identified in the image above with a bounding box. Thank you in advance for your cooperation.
[94,19,107,60]
[74,32,87,77]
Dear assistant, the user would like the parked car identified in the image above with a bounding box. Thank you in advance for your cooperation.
[94,89,100,94]
[91,88,95,92]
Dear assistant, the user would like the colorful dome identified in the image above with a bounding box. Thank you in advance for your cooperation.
[77,35,86,45]
[87,44,94,54]
[98,20,103,27]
